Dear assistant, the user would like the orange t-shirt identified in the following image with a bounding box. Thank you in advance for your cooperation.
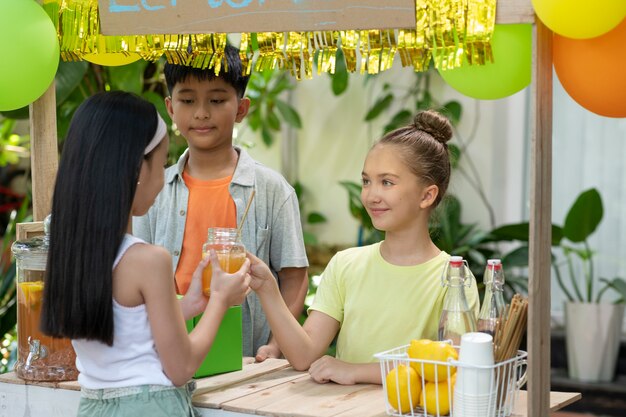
[175,172,236,294]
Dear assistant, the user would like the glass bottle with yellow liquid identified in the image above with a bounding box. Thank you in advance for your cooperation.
[11,216,77,381]
[202,227,246,296]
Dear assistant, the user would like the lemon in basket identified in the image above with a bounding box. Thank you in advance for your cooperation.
[386,364,421,413]
[407,339,458,382]
[420,375,455,416]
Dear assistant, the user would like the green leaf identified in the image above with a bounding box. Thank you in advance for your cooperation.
[442,101,462,126]
[275,99,302,129]
[339,180,362,196]
[563,188,603,243]
[449,144,461,169]
[0,107,29,120]
[141,91,169,122]
[365,93,393,121]
[106,60,148,94]
[247,110,262,131]
[266,109,281,131]
[383,110,412,134]
[598,278,626,303]
[502,246,529,268]
[489,223,563,246]
[261,126,273,147]
[416,91,432,110]
[331,48,349,95]
[293,181,303,199]
[0,296,16,338]
[307,212,327,224]
[0,119,15,137]
[490,223,530,241]
[55,61,89,105]
[303,231,318,246]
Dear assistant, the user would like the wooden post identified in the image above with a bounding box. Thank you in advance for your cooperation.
[528,18,553,417]
[28,83,59,221]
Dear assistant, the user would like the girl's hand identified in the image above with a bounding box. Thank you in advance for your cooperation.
[180,256,210,319]
[247,252,279,295]
[207,249,251,307]
[308,356,356,385]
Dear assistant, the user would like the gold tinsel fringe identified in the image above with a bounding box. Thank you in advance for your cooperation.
[45,0,496,77]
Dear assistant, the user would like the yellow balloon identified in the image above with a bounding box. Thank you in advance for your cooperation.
[532,0,626,39]
[83,52,141,66]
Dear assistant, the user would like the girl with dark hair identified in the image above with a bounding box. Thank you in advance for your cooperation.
[247,110,480,385]
[40,91,250,416]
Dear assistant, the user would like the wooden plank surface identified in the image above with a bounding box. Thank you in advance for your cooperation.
[28,84,58,222]
[193,368,305,409]
[528,17,553,417]
[223,376,385,417]
[0,371,80,391]
[193,358,291,397]
[512,391,582,416]
[0,368,581,417]
[99,0,533,35]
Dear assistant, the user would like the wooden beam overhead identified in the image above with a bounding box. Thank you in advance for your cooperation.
[98,0,534,35]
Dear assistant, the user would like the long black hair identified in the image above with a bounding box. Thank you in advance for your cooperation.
[40,91,158,345]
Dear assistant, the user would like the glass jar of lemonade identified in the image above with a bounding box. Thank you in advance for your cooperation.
[202,227,246,297]
[11,216,77,381]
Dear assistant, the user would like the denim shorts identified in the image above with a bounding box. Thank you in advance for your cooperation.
[77,381,199,417]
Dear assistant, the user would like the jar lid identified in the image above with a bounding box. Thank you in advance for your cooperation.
[11,215,51,262]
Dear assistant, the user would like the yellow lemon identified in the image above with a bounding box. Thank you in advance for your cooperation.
[386,364,421,413]
[408,339,458,383]
[421,376,455,416]
[18,281,44,308]
[407,339,432,375]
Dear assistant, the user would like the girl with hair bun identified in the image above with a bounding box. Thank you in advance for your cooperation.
[40,91,251,416]
[247,110,479,385]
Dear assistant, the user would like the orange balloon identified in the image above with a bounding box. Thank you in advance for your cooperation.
[553,18,626,118]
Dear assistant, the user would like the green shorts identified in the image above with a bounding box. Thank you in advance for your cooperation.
[77,382,200,417]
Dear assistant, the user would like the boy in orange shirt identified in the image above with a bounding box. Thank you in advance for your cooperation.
[134,45,309,361]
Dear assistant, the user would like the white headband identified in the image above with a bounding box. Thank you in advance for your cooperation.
[144,113,167,155]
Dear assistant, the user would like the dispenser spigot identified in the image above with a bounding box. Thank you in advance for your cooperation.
[25,336,48,367]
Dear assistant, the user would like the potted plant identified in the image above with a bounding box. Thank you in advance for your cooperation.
[491,188,626,382]
[553,188,625,382]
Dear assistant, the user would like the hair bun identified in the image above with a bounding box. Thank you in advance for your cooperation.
[413,110,453,144]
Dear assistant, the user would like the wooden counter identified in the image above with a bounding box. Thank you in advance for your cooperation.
[0,358,581,417]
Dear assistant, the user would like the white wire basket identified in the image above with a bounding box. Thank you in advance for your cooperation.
[374,344,528,417]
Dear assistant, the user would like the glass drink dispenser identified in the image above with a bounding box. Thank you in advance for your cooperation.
[11,217,77,381]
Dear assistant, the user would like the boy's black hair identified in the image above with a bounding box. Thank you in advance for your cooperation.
[164,44,249,98]
[40,91,159,346]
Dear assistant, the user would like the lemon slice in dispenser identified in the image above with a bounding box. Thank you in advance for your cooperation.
[18,281,45,308]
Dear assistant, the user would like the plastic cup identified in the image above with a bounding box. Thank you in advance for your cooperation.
[456,332,495,398]
[459,332,494,365]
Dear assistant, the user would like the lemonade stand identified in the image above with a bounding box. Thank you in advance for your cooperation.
[0,0,604,415]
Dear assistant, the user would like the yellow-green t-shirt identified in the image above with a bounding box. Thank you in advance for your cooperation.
[308,243,480,364]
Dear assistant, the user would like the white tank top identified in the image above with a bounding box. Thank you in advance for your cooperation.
[72,234,173,389]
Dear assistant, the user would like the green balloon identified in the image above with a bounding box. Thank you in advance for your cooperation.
[438,24,532,100]
[0,0,60,111]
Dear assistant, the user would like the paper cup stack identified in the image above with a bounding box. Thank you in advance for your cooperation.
[453,332,497,417]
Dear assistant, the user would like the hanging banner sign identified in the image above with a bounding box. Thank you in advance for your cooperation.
[98,0,534,36]
[98,0,416,35]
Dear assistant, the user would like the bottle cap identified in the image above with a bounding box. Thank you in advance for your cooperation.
[450,255,463,267]
[487,259,502,270]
